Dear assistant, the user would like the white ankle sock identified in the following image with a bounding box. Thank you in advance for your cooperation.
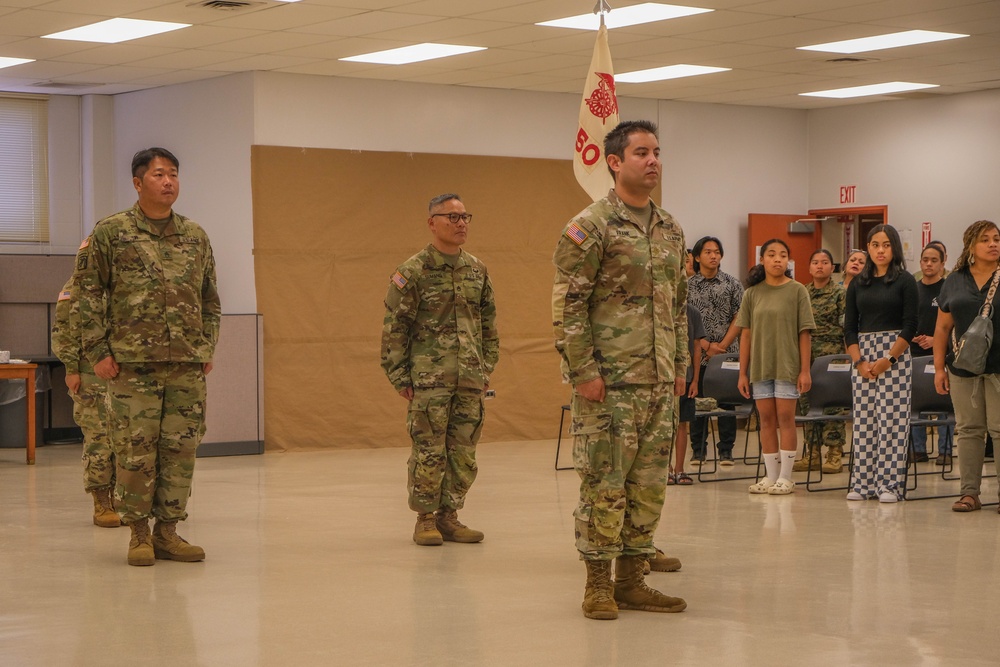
[779,449,797,481]
[763,452,780,482]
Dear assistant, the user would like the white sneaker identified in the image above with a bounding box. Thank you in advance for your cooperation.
[748,479,775,494]
[846,491,864,501]
[767,478,795,495]
[879,492,899,503]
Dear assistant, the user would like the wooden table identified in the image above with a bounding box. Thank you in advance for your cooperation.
[0,363,38,464]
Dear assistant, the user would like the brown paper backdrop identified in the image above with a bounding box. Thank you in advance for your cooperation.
[251,145,597,451]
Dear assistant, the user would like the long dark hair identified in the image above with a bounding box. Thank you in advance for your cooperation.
[747,238,793,287]
[857,224,906,285]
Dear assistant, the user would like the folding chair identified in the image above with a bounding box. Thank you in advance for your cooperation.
[904,356,961,501]
[694,353,756,483]
[795,354,853,492]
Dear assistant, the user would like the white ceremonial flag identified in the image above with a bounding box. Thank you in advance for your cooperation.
[574,21,620,202]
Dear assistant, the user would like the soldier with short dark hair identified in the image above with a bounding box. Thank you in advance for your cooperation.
[74,147,221,566]
[381,194,499,547]
[553,120,689,620]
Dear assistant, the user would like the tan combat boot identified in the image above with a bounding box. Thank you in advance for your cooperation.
[152,521,206,562]
[127,519,155,567]
[413,512,443,546]
[614,555,687,613]
[792,448,821,472]
[645,547,682,573]
[91,487,121,528]
[822,445,844,473]
[435,509,484,543]
[582,560,618,620]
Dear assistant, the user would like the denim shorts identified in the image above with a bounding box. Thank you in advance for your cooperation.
[752,379,799,400]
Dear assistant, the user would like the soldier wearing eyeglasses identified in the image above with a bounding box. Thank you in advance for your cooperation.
[380,193,500,547]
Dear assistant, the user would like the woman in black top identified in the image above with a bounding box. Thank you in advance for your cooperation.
[844,224,919,503]
[911,243,953,464]
[933,220,1000,513]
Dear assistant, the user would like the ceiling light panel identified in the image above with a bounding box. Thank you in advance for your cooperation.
[800,81,939,98]
[798,30,968,54]
[340,43,486,65]
[537,3,712,31]
[42,18,190,44]
[0,57,34,70]
[617,64,730,83]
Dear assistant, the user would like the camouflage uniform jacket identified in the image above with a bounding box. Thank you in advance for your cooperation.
[552,190,689,388]
[381,244,499,392]
[807,282,846,355]
[51,276,94,375]
[74,203,221,365]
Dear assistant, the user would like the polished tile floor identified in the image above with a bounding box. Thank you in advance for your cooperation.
[1,438,998,667]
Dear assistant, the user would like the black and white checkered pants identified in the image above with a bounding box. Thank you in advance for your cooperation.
[850,330,912,499]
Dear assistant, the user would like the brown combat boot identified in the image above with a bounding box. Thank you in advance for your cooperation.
[127,520,155,567]
[435,509,484,543]
[91,487,121,528]
[413,512,443,546]
[822,445,844,473]
[614,555,687,613]
[152,521,206,562]
[793,448,821,472]
[644,547,682,573]
[582,560,618,620]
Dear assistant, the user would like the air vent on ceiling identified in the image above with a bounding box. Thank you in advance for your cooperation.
[825,57,879,63]
[31,81,105,89]
[190,0,266,10]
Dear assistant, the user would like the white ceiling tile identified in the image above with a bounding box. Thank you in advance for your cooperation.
[130,48,247,69]
[0,8,114,37]
[290,11,441,37]
[49,43,178,66]
[196,52,322,71]
[205,31,335,54]
[206,4,362,31]
[367,17,518,42]
[127,25,267,49]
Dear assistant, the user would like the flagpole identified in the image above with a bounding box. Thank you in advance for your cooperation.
[594,0,612,27]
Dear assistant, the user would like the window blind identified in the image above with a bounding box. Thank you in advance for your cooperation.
[0,95,49,243]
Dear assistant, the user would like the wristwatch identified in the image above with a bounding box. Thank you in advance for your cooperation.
[853,358,866,369]
[888,355,898,366]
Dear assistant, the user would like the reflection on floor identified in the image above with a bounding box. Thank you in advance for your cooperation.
[1,439,998,666]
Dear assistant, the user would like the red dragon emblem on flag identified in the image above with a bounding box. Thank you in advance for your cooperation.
[585,72,618,124]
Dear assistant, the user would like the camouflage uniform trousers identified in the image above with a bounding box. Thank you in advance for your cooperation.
[69,372,115,492]
[571,383,675,561]
[107,362,206,524]
[797,341,848,452]
[406,387,485,514]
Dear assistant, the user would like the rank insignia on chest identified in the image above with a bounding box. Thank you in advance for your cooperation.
[392,271,408,290]
[57,290,72,301]
[565,222,589,245]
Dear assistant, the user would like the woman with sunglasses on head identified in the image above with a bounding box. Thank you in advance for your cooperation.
[844,225,918,503]
[933,220,1000,513]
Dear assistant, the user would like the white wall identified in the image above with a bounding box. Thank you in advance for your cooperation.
[809,88,1000,268]
[113,72,256,313]
[660,100,810,273]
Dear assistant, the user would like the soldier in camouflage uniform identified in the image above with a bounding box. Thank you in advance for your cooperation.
[51,274,119,528]
[553,120,688,621]
[794,249,848,473]
[381,193,499,547]
[74,147,221,567]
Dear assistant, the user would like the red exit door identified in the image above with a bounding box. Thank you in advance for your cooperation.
[747,213,820,285]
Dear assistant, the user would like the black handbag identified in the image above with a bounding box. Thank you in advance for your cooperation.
[951,269,1000,375]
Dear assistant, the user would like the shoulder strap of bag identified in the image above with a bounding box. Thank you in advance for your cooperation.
[981,269,1000,318]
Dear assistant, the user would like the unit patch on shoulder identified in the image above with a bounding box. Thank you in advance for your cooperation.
[57,290,72,301]
[79,238,90,250]
[565,222,589,246]
[392,271,408,290]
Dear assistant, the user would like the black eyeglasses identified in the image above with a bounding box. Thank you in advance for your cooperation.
[431,213,473,224]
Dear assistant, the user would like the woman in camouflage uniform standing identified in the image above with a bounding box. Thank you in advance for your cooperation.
[794,249,848,473]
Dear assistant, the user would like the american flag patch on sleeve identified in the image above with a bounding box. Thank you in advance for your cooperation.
[565,222,589,245]
[392,271,408,290]
[57,290,72,301]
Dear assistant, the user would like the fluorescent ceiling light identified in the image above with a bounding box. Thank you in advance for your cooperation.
[800,81,938,99]
[537,3,712,30]
[617,64,729,83]
[0,57,35,70]
[340,43,486,65]
[798,30,968,54]
[42,18,189,44]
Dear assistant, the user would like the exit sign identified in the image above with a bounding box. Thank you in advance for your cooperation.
[840,185,856,204]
